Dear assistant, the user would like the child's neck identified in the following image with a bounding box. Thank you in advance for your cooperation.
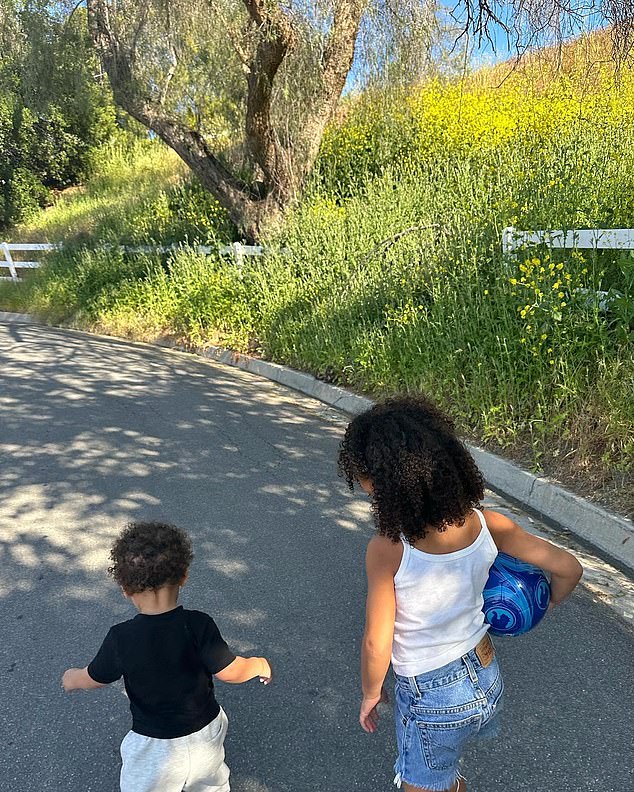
[130,584,181,615]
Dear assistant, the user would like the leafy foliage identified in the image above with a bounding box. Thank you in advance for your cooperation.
[2,37,633,511]
[12,135,231,244]
[0,3,116,227]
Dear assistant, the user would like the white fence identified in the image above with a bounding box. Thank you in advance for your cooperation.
[502,226,634,256]
[0,243,61,281]
[4,228,632,283]
[0,241,265,282]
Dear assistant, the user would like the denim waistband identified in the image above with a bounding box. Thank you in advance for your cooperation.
[394,646,486,696]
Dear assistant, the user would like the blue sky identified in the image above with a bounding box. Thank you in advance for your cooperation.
[465,3,608,67]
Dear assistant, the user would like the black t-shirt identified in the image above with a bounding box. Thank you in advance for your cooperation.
[87,606,235,738]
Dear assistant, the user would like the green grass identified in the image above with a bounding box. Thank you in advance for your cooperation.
[15,138,184,244]
[1,61,632,515]
[11,134,229,247]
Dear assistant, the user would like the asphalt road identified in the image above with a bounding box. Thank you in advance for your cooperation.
[1,322,633,792]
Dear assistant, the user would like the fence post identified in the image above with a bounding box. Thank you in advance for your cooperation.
[1,242,17,280]
[232,241,244,269]
[501,227,515,257]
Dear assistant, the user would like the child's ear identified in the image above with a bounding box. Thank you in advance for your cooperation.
[121,587,130,600]
[179,570,189,587]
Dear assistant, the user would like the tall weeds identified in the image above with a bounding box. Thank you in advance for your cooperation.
[2,49,632,511]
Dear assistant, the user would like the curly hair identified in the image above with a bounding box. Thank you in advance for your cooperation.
[337,396,484,544]
[108,521,194,594]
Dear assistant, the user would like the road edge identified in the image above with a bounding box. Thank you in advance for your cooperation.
[3,310,632,573]
[183,346,634,574]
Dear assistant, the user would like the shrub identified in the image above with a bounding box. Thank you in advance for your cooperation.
[4,41,633,512]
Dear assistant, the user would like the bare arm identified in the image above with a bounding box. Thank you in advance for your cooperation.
[484,510,583,605]
[359,535,402,733]
[62,667,107,692]
[215,656,272,685]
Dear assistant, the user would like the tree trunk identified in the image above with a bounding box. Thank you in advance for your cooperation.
[299,1,366,180]
[86,0,367,241]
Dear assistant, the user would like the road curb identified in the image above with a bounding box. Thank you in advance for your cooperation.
[3,311,633,572]
[0,311,33,323]
[195,346,634,573]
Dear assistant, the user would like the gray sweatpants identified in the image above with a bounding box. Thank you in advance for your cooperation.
[120,708,230,792]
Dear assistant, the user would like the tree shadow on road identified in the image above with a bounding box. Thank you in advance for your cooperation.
[1,324,633,792]
[0,324,383,792]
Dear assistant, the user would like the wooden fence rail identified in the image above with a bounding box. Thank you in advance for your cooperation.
[3,229,632,285]
[502,227,634,255]
[0,241,266,281]
[0,243,62,280]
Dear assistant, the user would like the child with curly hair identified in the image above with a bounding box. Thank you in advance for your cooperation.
[62,521,271,792]
[338,396,582,792]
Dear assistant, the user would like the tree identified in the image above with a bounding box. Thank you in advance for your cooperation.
[85,0,371,240]
[450,0,634,63]
[85,0,632,241]
[0,1,116,228]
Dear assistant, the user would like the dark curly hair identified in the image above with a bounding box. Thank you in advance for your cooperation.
[108,521,194,594]
[338,396,484,543]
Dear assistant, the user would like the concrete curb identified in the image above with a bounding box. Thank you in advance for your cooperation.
[0,311,33,323]
[3,312,633,572]
[196,346,634,573]
[467,446,634,569]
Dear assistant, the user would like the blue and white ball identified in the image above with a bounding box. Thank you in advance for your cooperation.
[483,552,551,636]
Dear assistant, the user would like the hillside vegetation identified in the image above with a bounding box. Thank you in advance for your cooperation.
[0,8,115,228]
[2,34,632,514]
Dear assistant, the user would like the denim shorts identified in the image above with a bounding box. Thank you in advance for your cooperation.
[393,643,503,791]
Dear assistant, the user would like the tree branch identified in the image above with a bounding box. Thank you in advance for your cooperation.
[359,224,441,264]
[86,0,260,230]
[240,0,296,196]
[298,0,368,176]
[130,1,151,66]
[159,0,178,106]
[65,0,87,26]
[242,0,292,32]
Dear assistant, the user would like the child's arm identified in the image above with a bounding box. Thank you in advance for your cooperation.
[484,510,583,605]
[189,611,271,686]
[360,535,402,733]
[62,667,107,692]
[215,656,272,685]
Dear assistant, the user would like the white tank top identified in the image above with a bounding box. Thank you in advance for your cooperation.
[391,509,498,677]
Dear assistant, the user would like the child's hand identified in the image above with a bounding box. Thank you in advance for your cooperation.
[259,658,273,686]
[62,668,79,692]
[61,666,105,692]
[360,686,389,733]
[216,655,272,685]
